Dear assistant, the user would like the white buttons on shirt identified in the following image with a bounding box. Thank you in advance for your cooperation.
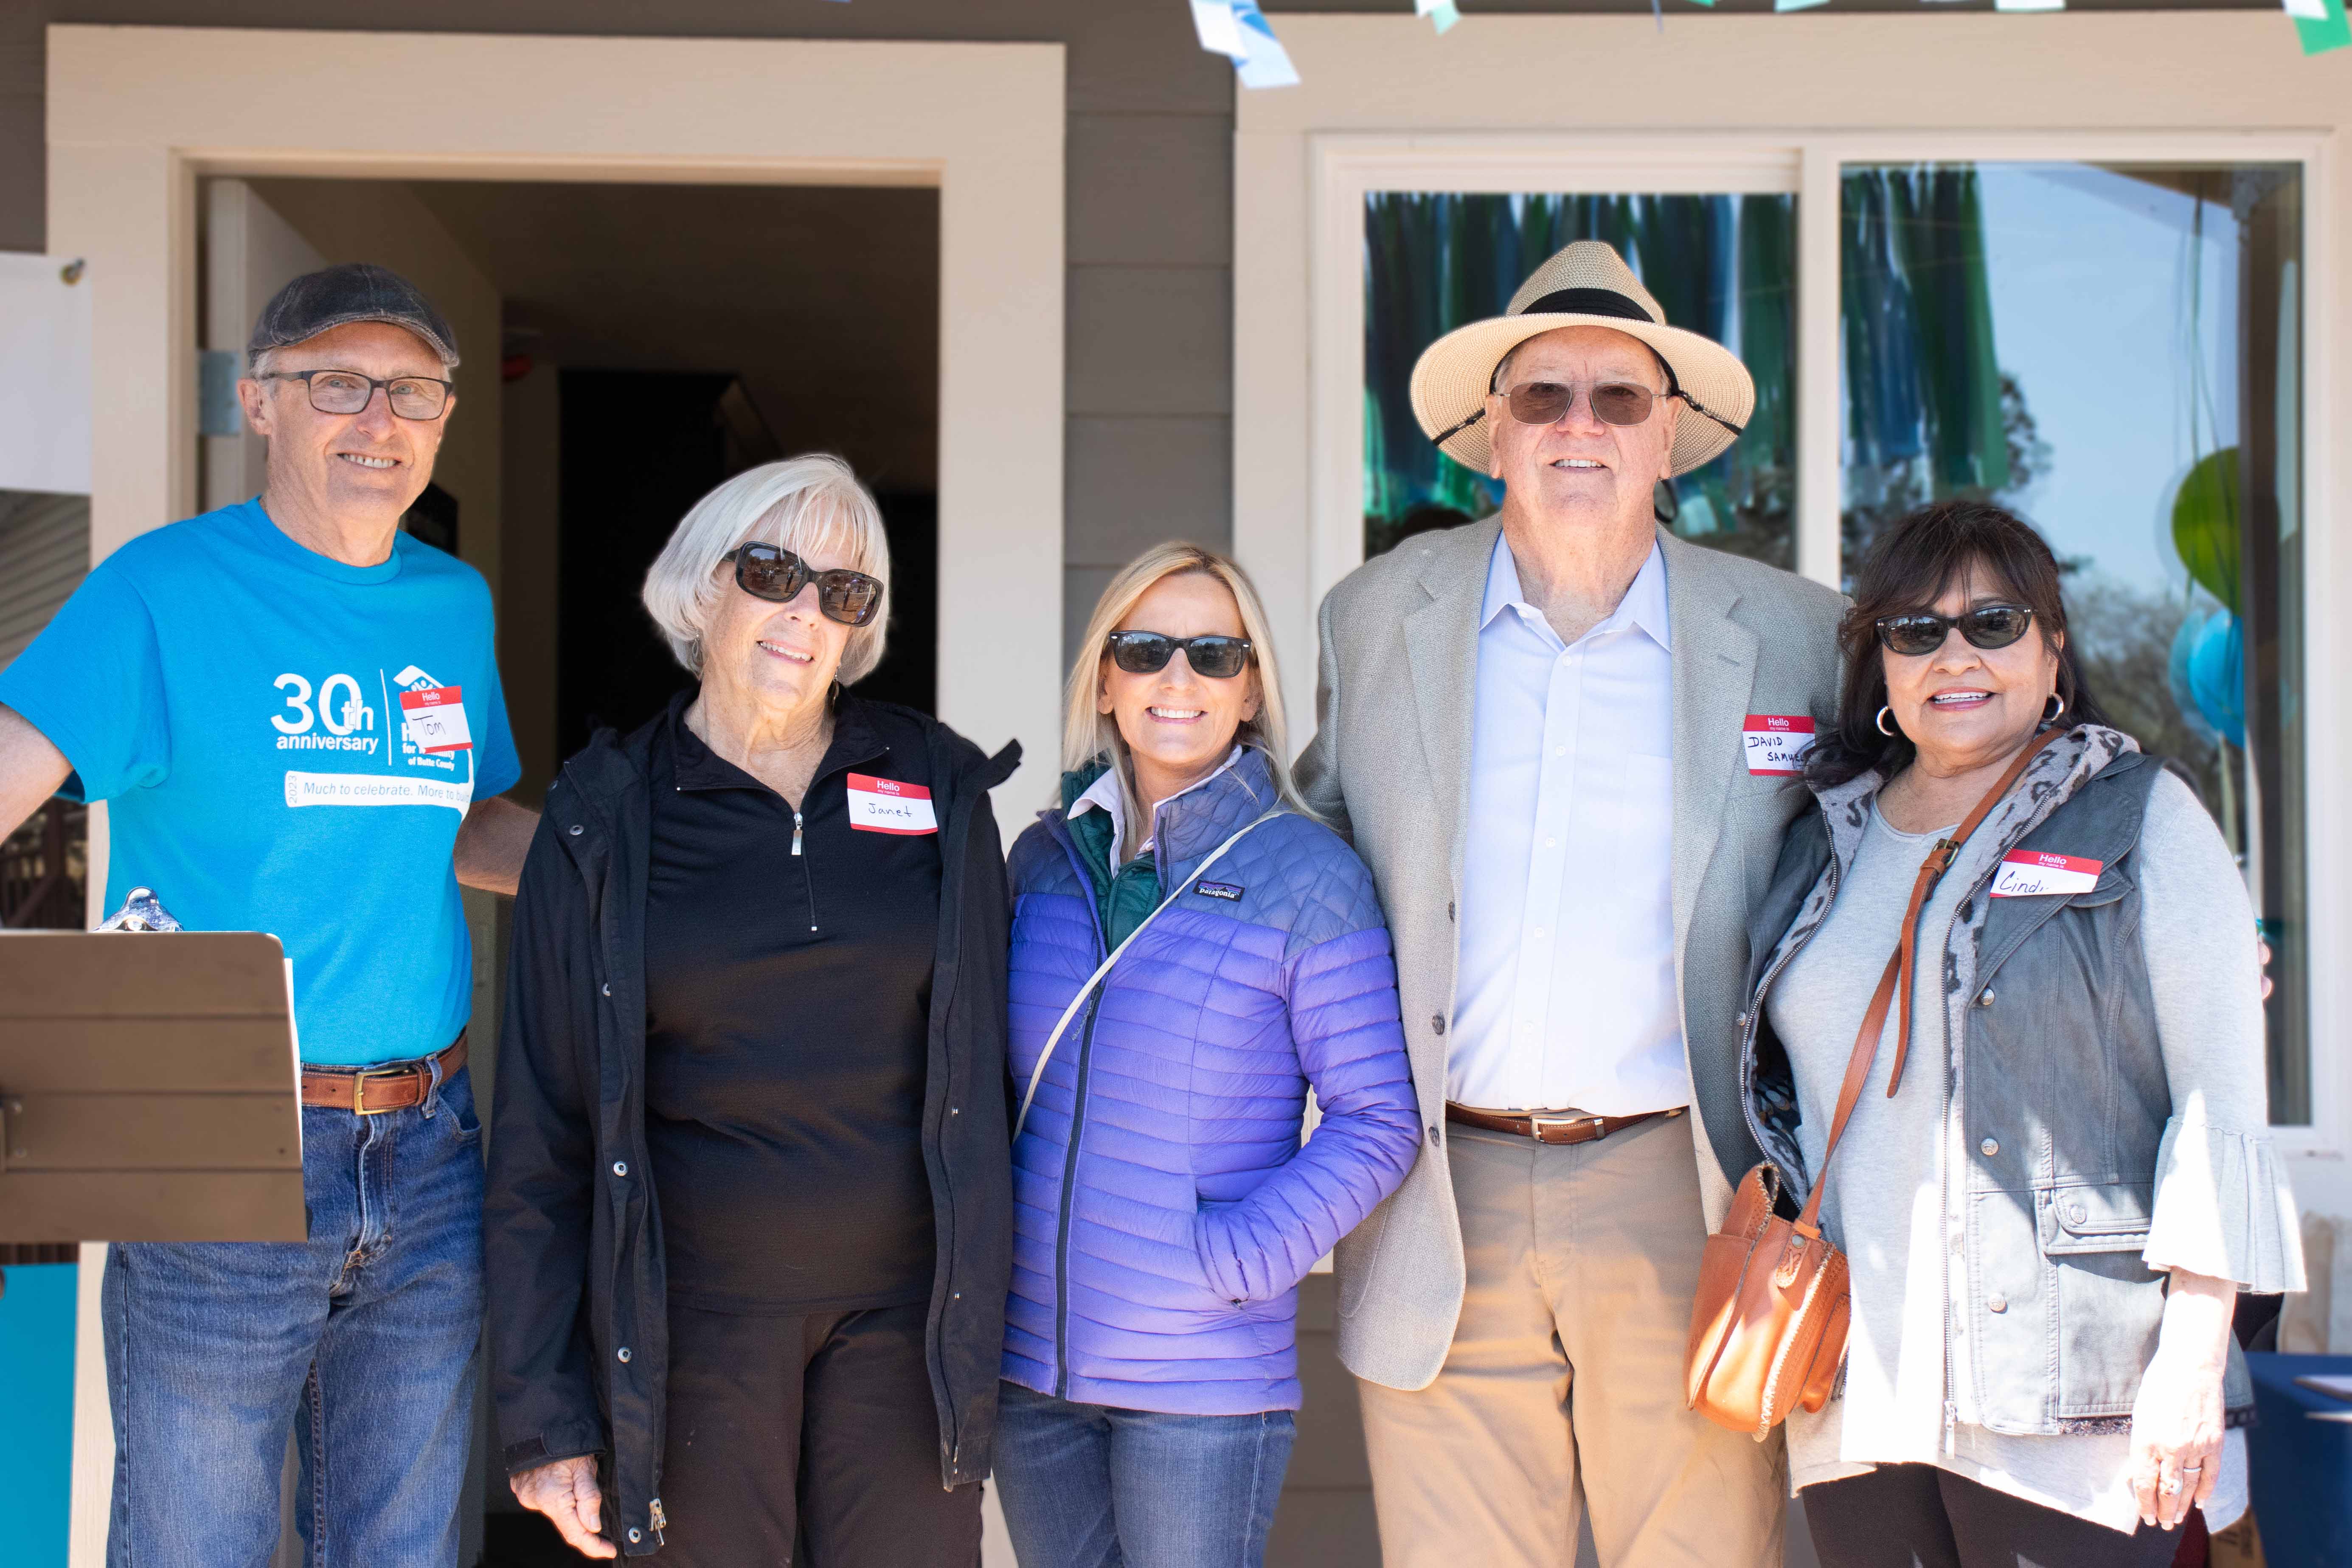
[1987,1295,2008,1314]
[1980,1137,1999,1157]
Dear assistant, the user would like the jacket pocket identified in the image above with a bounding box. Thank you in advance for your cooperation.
[2040,1180,2164,1422]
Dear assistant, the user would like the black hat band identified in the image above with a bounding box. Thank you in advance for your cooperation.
[1514,287,1658,323]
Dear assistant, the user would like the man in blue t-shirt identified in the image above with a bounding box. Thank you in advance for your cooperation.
[0,264,538,1568]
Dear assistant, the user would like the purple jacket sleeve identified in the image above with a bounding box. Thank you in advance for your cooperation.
[1194,923,1422,1303]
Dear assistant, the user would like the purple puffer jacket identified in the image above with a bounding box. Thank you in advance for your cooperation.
[1003,748,1421,1415]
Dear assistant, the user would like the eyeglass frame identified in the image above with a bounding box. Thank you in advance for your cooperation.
[255,368,457,421]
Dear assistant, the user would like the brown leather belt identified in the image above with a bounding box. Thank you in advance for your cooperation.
[301,1036,467,1116]
[1445,1102,1682,1146]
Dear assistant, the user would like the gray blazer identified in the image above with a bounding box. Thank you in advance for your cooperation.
[1296,517,1846,1391]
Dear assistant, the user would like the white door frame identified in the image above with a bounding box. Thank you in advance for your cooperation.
[1235,13,2352,1211]
[48,24,1065,1562]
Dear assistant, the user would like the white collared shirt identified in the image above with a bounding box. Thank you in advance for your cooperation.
[1449,534,1692,1115]
[1068,746,1246,865]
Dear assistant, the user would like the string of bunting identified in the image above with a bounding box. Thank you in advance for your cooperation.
[1190,0,2347,85]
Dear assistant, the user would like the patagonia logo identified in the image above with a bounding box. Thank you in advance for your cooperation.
[1194,880,1245,902]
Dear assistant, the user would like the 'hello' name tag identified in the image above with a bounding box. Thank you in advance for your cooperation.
[846,773,938,835]
[399,686,473,753]
[1742,714,1816,776]
[1990,849,2103,898]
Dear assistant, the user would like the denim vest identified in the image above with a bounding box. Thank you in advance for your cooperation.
[1739,733,2253,1435]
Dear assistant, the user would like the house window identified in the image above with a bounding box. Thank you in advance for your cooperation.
[1840,161,2308,1122]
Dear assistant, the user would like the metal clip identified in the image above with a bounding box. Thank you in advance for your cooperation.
[95,887,183,933]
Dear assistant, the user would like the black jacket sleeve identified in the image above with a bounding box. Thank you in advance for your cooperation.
[485,812,610,1475]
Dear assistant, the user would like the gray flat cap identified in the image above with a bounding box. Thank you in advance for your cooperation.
[248,263,460,369]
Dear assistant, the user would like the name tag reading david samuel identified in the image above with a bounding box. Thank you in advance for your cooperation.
[399,686,473,753]
[1991,849,2103,898]
[1742,714,1816,776]
[846,773,938,835]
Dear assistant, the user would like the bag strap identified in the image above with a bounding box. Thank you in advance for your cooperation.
[1012,809,1282,1142]
[1793,727,2062,1240]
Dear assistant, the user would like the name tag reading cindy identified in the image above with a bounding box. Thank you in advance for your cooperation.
[1990,849,2103,898]
[846,773,938,835]
[1742,714,1816,777]
[399,686,473,753]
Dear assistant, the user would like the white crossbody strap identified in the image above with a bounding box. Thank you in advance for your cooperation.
[1013,810,1281,1141]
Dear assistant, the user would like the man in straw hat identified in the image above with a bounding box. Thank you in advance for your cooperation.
[1297,240,1844,1565]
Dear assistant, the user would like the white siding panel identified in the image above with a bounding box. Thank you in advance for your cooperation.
[0,490,91,671]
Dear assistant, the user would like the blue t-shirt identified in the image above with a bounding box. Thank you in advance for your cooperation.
[0,498,521,1065]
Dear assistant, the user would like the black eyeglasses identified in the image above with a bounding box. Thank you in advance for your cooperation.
[258,368,454,421]
[723,543,885,627]
[1874,604,2036,657]
[1104,631,1254,680]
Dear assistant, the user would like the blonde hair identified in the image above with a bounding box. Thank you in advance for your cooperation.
[641,455,892,684]
[1060,542,1305,821]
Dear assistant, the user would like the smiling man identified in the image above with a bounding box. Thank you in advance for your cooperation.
[0,263,534,1567]
[1296,242,1846,1568]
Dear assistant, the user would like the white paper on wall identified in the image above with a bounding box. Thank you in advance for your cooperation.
[0,255,94,496]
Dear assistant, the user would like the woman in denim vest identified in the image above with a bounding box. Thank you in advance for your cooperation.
[1739,500,2304,1567]
[993,543,1420,1568]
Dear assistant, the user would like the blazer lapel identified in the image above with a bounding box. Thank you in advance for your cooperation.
[1402,517,1499,882]
[1663,531,1761,948]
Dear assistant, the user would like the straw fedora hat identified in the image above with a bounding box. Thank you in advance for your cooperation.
[1408,239,1755,479]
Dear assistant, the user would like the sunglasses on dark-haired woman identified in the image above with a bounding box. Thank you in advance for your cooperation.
[1873,604,2035,658]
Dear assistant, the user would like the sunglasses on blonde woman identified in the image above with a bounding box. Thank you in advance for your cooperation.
[1104,632,1254,680]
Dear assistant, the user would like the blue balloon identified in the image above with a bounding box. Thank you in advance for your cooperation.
[2168,613,2217,747]
[2186,610,2245,748]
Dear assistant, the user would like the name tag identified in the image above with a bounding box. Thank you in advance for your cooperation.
[846,772,938,835]
[399,686,472,753]
[1990,849,2103,897]
[1742,714,1816,776]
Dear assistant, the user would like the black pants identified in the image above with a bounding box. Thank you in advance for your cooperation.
[1804,1464,2183,1568]
[656,1299,981,1567]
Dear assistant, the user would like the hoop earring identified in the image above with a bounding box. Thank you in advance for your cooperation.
[2044,693,2067,721]
[1876,705,1897,737]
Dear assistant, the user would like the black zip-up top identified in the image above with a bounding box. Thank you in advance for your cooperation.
[485,692,1019,1557]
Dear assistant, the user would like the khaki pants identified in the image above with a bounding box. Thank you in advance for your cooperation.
[1359,1114,1785,1568]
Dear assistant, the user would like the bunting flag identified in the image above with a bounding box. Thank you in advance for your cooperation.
[1192,0,1298,88]
[1416,0,1464,33]
[2284,0,2352,53]
[1994,0,2065,10]
[1773,0,1832,11]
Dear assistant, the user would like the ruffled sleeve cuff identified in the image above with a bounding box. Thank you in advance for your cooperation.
[2143,1113,2308,1294]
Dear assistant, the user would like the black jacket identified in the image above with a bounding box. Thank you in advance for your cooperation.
[485,694,1020,1557]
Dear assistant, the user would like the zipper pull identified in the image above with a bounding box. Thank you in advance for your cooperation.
[791,812,804,857]
[649,1495,669,1540]
[1943,1399,1959,1453]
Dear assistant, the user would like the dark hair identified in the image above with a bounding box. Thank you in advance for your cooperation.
[1806,498,2110,789]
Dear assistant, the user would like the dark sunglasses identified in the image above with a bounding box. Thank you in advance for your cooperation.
[1104,631,1254,680]
[1431,373,1745,447]
[722,542,885,627]
[1874,604,2036,658]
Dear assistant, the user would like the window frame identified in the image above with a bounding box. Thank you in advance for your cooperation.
[1233,13,2345,1189]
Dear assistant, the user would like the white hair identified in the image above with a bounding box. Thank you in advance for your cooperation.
[641,455,893,684]
[1060,542,1308,821]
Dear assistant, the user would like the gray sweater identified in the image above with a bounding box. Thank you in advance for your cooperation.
[1763,767,2302,1532]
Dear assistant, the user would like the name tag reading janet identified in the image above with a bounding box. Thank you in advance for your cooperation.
[846,773,938,835]
[1990,849,2103,898]
[1742,714,1816,776]
[399,686,473,753]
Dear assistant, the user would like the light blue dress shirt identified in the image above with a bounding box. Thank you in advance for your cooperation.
[1449,532,1692,1115]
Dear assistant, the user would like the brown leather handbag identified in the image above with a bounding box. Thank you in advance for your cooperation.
[1683,728,2060,1439]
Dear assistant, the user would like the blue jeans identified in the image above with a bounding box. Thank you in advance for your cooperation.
[992,1381,1296,1568]
[104,1063,485,1568]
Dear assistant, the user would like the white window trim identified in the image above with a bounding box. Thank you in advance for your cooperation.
[1235,12,2349,1211]
[47,25,1065,1567]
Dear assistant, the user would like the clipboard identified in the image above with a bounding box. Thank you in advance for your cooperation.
[0,928,305,1242]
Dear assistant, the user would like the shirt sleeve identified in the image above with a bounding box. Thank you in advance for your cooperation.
[0,561,171,802]
[471,627,523,801]
[2136,769,2306,1294]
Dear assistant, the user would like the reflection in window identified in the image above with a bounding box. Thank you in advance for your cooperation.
[1841,163,2307,1122]
[1363,191,1796,567]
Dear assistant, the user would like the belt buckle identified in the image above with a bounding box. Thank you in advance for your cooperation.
[1528,1113,1603,1145]
[351,1066,406,1116]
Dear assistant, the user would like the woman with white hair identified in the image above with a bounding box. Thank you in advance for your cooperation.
[992,543,1420,1568]
[484,455,1021,1565]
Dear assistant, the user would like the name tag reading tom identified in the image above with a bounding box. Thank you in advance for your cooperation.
[1990,849,2103,898]
[1742,714,1816,776]
[846,773,938,835]
[399,686,473,753]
